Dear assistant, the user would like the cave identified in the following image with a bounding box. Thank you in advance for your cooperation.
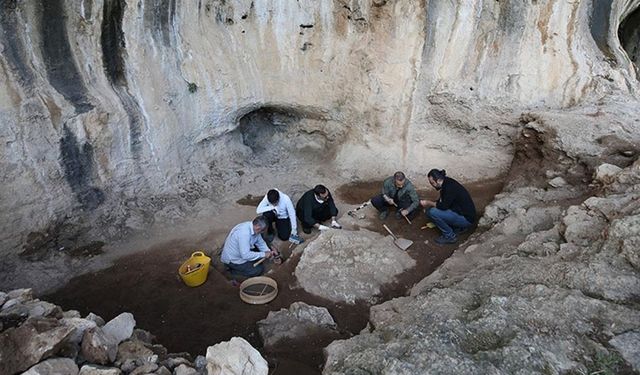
[619,5,640,75]
[1,1,640,375]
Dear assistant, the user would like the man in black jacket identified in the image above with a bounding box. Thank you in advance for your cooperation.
[420,169,476,244]
[296,185,341,234]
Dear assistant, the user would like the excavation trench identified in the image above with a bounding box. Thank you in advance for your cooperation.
[44,178,504,374]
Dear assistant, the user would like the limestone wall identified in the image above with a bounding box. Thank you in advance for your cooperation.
[0,0,639,254]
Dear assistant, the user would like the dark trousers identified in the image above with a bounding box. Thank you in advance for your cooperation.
[262,211,291,241]
[226,247,264,277]
[296,205,333,231]
[371,194,418,219]
[426,207,472,240]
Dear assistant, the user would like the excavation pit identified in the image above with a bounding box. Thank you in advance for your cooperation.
[43,178,504,374]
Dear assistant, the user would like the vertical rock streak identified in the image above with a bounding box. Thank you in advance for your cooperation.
[40,0,94,113]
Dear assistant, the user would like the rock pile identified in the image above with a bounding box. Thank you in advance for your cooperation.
[0,289,267,375]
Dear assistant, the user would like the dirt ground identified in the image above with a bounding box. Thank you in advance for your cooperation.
[44,178,504,374]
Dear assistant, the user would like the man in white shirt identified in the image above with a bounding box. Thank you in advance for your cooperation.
[256,189,303,244]
[221,216,278,277]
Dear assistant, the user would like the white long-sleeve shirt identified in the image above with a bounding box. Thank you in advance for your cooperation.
[256,189,298,234]
[220,221,270,264]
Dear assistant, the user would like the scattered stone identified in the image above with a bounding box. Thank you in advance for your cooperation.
[161,356,191,370]
[129,362,158,375]
[174,364,198,375]
[131,328,155,344]
[595,163,622,183]
[62,318,98,344]
[7,288,33,301]
[116,340,155,364]
[548,176,567,188]
[0,317,74,374]
[22,357,79,375]
[193,355,207,371]
[154,365,171,375]
[295,229,415,304]
[609,331,640,372]
[63,310,82,319]
[102,313,135,345]
[205,337,268,375]
[86,313,106,327]
[78,364,122,375]
[258,302,338,347]
[81,327,118,365]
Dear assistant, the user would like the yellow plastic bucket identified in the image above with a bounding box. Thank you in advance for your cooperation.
[178,251,211,287]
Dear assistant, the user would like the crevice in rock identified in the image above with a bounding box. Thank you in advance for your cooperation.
[40,0,94,113]
[101,0,145,155]
[618,5,640,76]
[101,0,127,86]
[590,0,615,60]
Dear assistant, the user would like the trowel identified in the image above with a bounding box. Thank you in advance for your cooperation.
[383,224,413,251]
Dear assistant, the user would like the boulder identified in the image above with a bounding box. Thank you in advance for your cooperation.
[22,358,79,375]
[81,327,117,365]
[154,366,171,375]
[594,163,622,183]
[295,229,415,304]
[78,364,122,375]
[102,313,135,345]
[258,302,338,347]
[0,317,74,374]
[205,337,268,375]
[0,292,8,307]
[174,364,198,375]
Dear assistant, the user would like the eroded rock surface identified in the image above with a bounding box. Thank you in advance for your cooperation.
[324,155,640,373]
[258,302,338,348]
[295,229,415,304]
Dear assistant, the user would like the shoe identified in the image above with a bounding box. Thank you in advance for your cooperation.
[303,227,312,234]
[289,234,304,244]
[434,236,458,245]
[379,211,389,220]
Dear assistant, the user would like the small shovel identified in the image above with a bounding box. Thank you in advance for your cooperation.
[383,224,413,251]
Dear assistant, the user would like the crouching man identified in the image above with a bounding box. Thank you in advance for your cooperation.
[296,184,342,234]
[421,169,476,245]
[220,216,279,277]
[371,171,420,221]
[256,188,304,244]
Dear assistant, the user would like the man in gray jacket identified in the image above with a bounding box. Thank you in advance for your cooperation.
[371,171,420,220]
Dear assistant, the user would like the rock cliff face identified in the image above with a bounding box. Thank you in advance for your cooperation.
[0,1,639,278]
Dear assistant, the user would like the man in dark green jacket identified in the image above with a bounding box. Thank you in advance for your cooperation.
[371,171,420,220]
[296,185,342,234]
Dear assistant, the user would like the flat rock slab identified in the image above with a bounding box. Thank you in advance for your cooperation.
[295,229,415,304]
[258,302,338,347]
